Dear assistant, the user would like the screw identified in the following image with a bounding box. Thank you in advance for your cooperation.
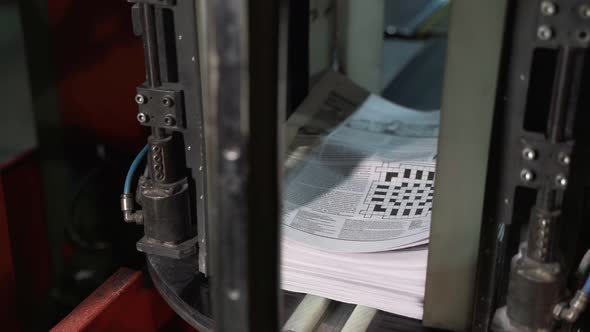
[227,289,240,301]
[154,164,163,171]
[555,174,568,188]
[164,115,176,126]
[385,25,397,35]
[558,152,571,165]
[537,25,553,40]
[577,29,590,43]
[521,169,535,182]
[137,112,148,123]
[155,172,164,180]
[224,147,240,161]
[162,96,174,107]
[152,145,161,153]
[153,154,162,163]
[135,94,146,104]
[540,1,557,16]
[580,5,590,18]
[522,147,537,160]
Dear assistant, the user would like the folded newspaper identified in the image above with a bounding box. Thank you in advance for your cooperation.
[281,71,439,319]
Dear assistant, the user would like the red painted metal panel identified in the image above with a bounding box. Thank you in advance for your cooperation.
[47,0,146,147]
[52,268,194,332]
[2,151,51,305]
[0,149,50,331]
[0,174,18,331]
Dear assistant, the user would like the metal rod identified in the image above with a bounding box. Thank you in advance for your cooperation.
[151,127,166,139]
[526,46,580,262]
[547,47,575,143]
[142,3,161,87]
[282,295,331,332]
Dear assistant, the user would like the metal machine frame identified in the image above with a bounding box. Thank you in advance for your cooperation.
[122,0,309,330]
[123,0,590,331]
[427,0,590,330]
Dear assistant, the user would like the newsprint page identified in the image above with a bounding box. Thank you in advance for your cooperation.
[282,71,440,252]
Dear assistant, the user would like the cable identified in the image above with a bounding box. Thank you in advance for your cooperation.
[555,252,590,322]
[577,248,590,276]
[584,271,590,294]
[124,144,149,194]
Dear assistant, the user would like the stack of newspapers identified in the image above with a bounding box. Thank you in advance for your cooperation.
[280,72,439,319]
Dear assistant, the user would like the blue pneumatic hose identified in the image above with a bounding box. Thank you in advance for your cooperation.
[583,271,590,294]
[124,144,149,194]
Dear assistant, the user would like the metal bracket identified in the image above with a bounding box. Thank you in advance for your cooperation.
[137,235,198,259]
[517,137,573,190]
[136,86,185,130]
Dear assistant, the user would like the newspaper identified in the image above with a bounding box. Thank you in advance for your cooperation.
[282,72,439,252]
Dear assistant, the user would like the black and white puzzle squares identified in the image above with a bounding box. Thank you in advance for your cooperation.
[361,163,435,219]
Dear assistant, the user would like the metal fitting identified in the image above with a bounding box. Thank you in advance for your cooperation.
[577,29,590,44]
[521,169,535,182]
[164,115,176,126]
[137,112,149,123]
[121,193,134,212]
[537,25,553,40]
[554,290,589,323]
[522,147,537,161]
[580,4,590,19]
[540,1,557,16]
[162,96,174,107]
[135,94,147,104]
[555,174,567,188]
[121,193,144,224]
[123,210,144,224]
[558,152,571,165]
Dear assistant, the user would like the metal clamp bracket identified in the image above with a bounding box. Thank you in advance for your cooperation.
[518,137,574,190]
[136,86,185,130]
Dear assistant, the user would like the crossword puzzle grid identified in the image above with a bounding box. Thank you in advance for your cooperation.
[361,164,435,219]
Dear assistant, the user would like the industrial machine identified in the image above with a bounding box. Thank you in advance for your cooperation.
[119,0,590,330]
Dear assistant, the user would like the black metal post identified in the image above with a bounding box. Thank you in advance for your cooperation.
[206,0,283,330]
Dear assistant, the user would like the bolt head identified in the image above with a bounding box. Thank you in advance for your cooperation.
[537,25,553,40]
[558,153,571,165]
[522,147,537,160]
[137,112,148,123]
[164,115,176,126]
[521,169,535,182]
[162,96,174,107]
[224,147,241,161]
[135,94,146,104]
[555,174,568,188]
[541,1,557,15]
[385,25,397,35]
[580,5,590,18]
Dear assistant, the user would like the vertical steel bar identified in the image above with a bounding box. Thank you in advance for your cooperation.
[205,0,282,330]
[141,3,161,88]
